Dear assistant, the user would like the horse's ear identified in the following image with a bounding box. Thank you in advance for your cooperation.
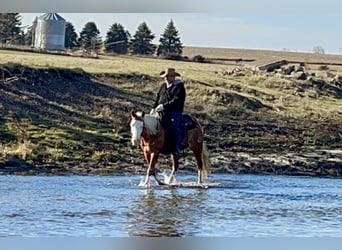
[130,109,137,118]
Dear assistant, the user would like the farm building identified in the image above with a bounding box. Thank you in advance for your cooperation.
[34,13,66,51]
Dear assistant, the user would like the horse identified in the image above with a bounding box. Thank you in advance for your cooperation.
[129,110,210,187]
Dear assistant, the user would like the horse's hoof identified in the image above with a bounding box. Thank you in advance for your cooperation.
[198,183,208,189]
[156,180,166,186]
[138,179,150,187]
[138,182,147,187]
[165,176,174,185]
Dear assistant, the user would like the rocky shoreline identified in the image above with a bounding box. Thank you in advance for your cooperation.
[209,149,342,177]
[1,149,341,178]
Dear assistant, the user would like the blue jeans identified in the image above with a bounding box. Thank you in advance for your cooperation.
[169,111,182,152]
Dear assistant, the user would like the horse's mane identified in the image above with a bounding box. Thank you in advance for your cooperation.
[142,114,160,135]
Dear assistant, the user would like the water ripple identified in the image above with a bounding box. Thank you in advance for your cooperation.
[1,174,341,236]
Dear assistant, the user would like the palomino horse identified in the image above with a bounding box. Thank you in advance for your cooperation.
[129,110,210,186]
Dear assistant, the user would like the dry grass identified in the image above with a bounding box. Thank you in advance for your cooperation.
[1,140,35,160]
[0,49,229,81]
[1,46,342,167]
[1,48,342,120]
[183,46,342,68]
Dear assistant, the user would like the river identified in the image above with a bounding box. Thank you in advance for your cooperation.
[1,173,341,236]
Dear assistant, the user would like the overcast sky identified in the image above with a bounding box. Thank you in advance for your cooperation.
[19,2,342,55]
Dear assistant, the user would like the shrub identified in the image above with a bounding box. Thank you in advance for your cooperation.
[192,54,207,63]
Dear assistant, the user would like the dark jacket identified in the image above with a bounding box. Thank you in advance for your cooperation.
[153,80,186,112]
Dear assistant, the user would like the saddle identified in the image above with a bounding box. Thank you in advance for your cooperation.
[180,113,198,133]
[158,113,198,154]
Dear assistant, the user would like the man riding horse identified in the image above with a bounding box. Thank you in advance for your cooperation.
[150,68,186,156]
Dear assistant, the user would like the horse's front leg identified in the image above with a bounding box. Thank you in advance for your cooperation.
[140,151,152,187]
[141,151,165,186]
[150,152,166,185]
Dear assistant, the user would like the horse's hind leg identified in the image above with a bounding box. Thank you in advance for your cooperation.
[166,153,179,184]
[191,144,204,184]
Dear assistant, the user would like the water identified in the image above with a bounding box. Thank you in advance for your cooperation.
[1,173,341,236]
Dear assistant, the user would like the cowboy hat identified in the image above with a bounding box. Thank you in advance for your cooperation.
[159,68,181,77]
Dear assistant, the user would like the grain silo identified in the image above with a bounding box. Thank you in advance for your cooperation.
[34,13,66,51]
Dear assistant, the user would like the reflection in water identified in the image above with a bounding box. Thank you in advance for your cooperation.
[126,188,207,236]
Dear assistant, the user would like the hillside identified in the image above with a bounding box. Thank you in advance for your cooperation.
[1,47,342,177]
[183,46,342,69]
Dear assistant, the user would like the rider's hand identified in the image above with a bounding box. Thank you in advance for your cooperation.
[155,104,164,112]
[149,108,155,114]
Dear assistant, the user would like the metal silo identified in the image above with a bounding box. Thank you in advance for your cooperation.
[34,13,66,51]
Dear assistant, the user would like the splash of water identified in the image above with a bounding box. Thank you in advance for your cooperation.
[161,171,177,185]
[138,177,150,188]
[137,171,178,187]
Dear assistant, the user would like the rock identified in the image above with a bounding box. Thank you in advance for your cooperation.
[209,150,342,178]
[283,65,295,75]
[333,75,342,86]
[294,71,307,80]
[258,60,289,72]
[326,71,336,78]
[295,65,305,73]
[0,155,36,173]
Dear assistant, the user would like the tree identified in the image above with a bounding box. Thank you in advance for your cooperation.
[104,23,130,54]
[0,13,23,44]
[158,19,183,56]
[130,22,155,55]
[313,46,325,54]
[64,22,78,49]
[78,22,102,52]
[24,17,37,46]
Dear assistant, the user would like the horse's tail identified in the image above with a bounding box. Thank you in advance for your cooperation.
[190,114,210,177]
[201,141,211,178]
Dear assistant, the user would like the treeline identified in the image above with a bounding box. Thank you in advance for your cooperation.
[0,13,183,57]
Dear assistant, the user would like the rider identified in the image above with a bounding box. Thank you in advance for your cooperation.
[150,68,186,155]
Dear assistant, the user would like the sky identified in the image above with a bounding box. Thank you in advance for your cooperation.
[19,2,342,55]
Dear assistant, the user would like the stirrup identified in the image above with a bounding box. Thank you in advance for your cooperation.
[173,147,182,156]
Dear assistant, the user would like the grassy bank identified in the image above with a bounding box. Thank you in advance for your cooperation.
[1,48,342,174]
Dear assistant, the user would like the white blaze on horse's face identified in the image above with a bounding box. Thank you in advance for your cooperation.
[130,118,144,147]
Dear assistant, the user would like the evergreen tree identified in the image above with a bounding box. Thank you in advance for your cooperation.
[64,22,78,49]
[130,22,155,55]
[158,19,183,56]
[24,17,37,46]
[0,13,23,44]
[78,22,102,52]
[104,23,130,54]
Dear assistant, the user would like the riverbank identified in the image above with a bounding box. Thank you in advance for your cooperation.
[1,50,342,178]
[1,149,342,178]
